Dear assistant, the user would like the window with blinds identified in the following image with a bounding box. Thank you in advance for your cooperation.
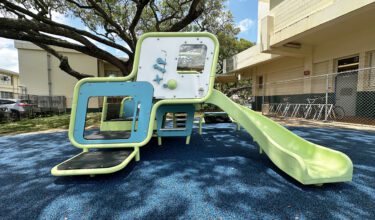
[0,74,12,85]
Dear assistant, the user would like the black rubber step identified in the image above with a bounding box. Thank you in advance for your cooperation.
[84,131,131,140]
[56,150,132,170]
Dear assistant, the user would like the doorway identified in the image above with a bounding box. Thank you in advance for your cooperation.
[335,56,359,117]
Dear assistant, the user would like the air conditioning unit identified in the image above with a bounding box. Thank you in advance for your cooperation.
[224,57,235,74]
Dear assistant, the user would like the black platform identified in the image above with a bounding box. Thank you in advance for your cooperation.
[84,131,131,140]
[57,150,132,170]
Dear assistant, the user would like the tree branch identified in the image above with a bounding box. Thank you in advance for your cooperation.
[0,17,128,74]
[149,0,161,31]
[128,0,150,44]
[65,0,94,9]
[226,86,252,96]
[86,0,134,50]
[167,0,204,32]
[0,0,132,55]
[35,43,94,79]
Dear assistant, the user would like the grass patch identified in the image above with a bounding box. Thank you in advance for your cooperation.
[0,113,101,135]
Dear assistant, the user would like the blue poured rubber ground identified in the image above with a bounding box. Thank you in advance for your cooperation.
[0,123,374,220]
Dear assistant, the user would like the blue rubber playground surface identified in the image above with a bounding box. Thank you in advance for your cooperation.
[0,123,374,219]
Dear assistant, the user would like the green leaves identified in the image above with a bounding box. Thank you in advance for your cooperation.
[0,0,252,78]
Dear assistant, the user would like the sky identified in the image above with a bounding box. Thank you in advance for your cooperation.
[227,0,258,42]
[0,0,258,73]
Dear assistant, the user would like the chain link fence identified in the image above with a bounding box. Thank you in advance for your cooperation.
[259,67,375,126]
[19,94,67,116]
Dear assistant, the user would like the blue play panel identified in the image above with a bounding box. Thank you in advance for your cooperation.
[0,124,374,219]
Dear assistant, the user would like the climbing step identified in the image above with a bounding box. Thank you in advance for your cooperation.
[51,148,139,176]
[56,150,132,170]
[160,128,186,131]
[84,131,131,140]
[176,119,187,122]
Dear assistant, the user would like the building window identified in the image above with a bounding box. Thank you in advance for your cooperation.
[225,57,234,73]
[177,44,207,74]
[0,74,12,85]
[0,91,14,99]
[337,56,359,73]
[258,76,264,89]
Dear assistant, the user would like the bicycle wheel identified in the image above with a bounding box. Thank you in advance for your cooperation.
[333,106,345,121]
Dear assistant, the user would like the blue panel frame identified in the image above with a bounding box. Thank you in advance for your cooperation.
[74,81,153,145]
[156,104,195,137]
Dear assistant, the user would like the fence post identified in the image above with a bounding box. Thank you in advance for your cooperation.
[262,81,265,113]
[262,83,264,104]
[324,74,329,121]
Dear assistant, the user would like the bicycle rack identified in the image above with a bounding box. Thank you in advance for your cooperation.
[269,104,276,115]
[275,103,283,116]
[282,103,290,117]
[294,104,302,118]
[265,102,337,121]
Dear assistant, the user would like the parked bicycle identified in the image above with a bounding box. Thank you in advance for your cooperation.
[304,96,345,121]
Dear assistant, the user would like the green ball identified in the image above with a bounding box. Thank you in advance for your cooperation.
[167,79,177,90]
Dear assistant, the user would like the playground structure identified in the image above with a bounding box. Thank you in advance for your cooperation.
[51,32,353,185]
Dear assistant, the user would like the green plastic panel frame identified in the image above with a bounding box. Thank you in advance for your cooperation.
[68,32,219,149]
[207,89,353,185]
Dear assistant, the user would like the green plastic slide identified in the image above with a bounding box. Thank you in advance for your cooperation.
[207,89,353,185]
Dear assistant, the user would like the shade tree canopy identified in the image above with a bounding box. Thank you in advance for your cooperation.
[0,0,252,79]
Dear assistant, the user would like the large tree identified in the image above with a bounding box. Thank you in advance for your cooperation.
[0,0,251,79]
[189,6,253,73]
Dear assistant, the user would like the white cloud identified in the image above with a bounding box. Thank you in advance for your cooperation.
[51,11,69,24]
[237,18,255,33]
[0,38,18,72]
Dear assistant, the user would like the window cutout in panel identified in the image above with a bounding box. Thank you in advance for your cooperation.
[83,96,138,140]
[177,44,207,74]
[132,102,141,132]
[174,112,187,129]
[161,113,174,130]
[161,112,187,130]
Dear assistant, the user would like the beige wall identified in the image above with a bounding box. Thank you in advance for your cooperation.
[49,52,98,108]
[226,0,375,98]
[269,0,375,46]
[227,0,375,75]
[271,0,333,33]
[311,61,329,94]
[238,23,375,96]
[313,24,375,93]
[313,27,375,64]
[17,43,99,108]
[18,49,49,96]
[257,57,305,96]
[258,0,270,43]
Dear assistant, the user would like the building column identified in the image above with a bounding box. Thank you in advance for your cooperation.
[327,59,335,93]
[303,54,313,94]
[357,51,366,92]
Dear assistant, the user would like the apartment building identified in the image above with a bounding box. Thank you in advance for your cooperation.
[224,0,375,119]
[15,41,123,109]
[0,68,23,99]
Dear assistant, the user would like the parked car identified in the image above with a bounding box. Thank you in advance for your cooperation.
[0,99,33,120]
[0,107,11,122]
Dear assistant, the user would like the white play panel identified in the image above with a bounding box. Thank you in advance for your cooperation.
[136,36,216,99]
